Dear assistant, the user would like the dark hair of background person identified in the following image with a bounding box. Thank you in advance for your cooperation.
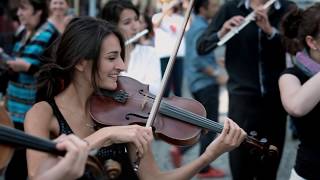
[19,0,49,28]
[101,0,140,24]
[281,3,320,55]
[141,13,154,38]
[36,17,125,101]
[194,0,209,15]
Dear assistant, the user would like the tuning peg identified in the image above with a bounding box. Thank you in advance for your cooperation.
[249,131,258,138]
[259,138,267,144]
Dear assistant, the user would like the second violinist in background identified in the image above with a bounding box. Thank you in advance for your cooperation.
[196,0,296,180]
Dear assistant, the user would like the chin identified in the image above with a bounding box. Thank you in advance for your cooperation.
[106,82,118,90]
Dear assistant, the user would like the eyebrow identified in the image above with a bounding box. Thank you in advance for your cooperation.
[104,51,119,55]
[121,15,138,22]
[121,17,132,22]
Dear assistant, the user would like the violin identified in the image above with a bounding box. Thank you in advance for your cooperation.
[89,76,278,159]
[0,105,109,179]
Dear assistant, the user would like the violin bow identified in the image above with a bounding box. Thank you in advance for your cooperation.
[145,0,195,128]
[130,0,194,171]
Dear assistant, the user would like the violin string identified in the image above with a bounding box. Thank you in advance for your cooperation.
[128,95,220,129]
[161,102,223,133]
[159,99,219,129]
[125,95,223,133]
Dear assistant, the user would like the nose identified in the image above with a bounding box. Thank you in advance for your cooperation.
[116,58,125,71]
[17,8,22,17]
[132,20,140,33]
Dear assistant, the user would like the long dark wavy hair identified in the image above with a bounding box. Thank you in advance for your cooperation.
[37,16,125,101]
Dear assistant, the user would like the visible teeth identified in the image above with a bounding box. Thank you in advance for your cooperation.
[108,75,118,79]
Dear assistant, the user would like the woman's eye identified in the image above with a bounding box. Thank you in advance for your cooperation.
[122,19,132,25]
[108,57,116,61]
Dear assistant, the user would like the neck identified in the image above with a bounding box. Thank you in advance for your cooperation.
[57,79,93,112]
[24,29,35,41]
[310,50,320,64]
[50,14,65,21]
[198,13,209,21]
[25,24,37,32]
[251,0,265,9]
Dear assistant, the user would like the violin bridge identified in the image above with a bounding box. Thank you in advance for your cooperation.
[141,95,148,110]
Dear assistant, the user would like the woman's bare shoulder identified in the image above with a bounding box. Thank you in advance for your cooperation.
[28,101,53,116]
[25,101,54,132]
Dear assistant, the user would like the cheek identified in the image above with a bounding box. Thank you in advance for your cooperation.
[22,10,29,15]
[120,27,129,36]
[120,25,133,36]
[99,61,111,74]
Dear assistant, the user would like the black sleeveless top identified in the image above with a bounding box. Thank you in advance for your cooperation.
[281,67,320,180]
[47,99,139,180]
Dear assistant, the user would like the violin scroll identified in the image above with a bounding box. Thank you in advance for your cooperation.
[243,131,278,160]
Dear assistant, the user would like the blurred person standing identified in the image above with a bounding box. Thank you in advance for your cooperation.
[48,0,72,34]
[4,0,59,179]
[170,0,226,178]
[197,0,296,179]
[152,0,185,97]
[279,3,320,180]
[0,0,19,55]
[139,13,155,46]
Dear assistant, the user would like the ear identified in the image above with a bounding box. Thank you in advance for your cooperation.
[75,59,89,72]
[305,35,318,50]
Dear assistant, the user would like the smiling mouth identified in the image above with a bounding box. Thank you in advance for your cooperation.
[108,74,119,81]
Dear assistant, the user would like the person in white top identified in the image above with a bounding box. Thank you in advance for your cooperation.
[101,0,161,95]
[152,0,185,97]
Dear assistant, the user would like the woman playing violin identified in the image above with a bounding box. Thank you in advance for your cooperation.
[25,16,246,179]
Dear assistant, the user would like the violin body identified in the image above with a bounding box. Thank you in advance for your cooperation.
[89,76,206,146]
[89,76,278,159]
